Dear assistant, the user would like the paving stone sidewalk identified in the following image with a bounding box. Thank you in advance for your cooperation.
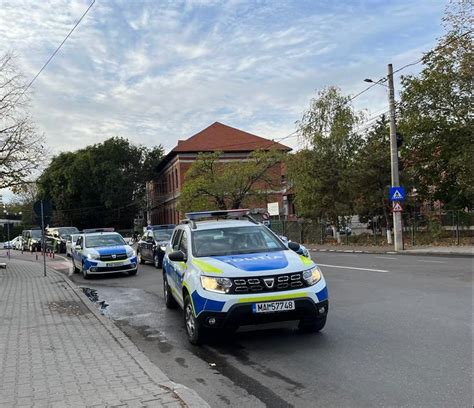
[0,259,209,408]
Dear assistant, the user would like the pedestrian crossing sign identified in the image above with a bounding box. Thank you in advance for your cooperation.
[389,186,406,201]
[392,202,403,212]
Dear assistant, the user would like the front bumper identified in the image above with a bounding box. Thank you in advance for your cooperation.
[197,298,328,328]
[84,257,138,274]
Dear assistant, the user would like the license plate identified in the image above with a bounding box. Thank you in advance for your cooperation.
[252,300,295,313]
[106,262,124,267]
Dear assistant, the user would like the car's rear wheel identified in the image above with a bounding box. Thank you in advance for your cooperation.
[137,251,145,264]
[298,316,327,333]
[184,295,205,345]
[154,253,162,269]
[163,273,178,309]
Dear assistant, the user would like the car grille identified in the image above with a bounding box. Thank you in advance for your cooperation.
[229,272,306,294]
[99,254,127,261]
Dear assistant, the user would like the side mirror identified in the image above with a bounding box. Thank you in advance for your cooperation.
[168,250,187,262]
[75,245,82,251]
[288,241,301,252]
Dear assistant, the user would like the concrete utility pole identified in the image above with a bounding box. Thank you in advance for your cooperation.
[387,63,403,251]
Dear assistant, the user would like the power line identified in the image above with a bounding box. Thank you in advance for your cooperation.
[13,0,96,106]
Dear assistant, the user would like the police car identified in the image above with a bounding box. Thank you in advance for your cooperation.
[163,210,328,345]
[71,229,138,279]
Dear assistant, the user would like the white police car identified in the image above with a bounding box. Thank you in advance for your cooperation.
[71,229,138,279]
[163,210,328,345]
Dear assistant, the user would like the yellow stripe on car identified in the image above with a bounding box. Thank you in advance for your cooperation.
[299,255,313,266]
[192,259,223,274]
[237,292,309,303]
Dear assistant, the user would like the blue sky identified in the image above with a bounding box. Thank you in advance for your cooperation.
[0,0,447,199]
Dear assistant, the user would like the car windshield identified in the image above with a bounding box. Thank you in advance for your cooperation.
[153,230,173,241]
[192,226,286,257]
[85,234,125,248]
[31,230,42,238]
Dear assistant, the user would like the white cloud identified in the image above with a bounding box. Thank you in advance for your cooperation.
[0,0,446,161]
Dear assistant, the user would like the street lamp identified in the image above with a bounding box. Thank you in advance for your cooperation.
[364,78,389,88]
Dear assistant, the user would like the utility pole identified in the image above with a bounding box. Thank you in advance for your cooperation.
[387,63,403,251]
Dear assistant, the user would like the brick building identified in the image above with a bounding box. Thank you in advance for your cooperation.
[147,122,292,225]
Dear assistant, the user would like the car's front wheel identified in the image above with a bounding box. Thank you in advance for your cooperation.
[72,258,80,274]
[298,316,327,333]
[128,269,137,276]
[137,250,145,264]
[184,295,205,345]
[82,265,89,280]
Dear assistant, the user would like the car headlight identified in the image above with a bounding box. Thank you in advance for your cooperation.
[87,253,100,260]
[303,266,322,286]
[200,276,233,293]
[126,248,136,258]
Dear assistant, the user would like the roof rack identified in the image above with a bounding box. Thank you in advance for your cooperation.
[181,209,261,228]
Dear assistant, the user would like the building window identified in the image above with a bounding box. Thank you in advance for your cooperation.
[175,168,178,189]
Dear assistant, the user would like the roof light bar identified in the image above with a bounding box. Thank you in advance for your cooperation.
[185,209,250,221]
[83,228,115,233]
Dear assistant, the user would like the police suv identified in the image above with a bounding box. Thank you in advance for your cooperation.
[71,229,138,279]
[163,210,328,345]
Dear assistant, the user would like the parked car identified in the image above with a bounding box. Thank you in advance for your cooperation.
[14,236,23,250]
[22,229,43,252]
[137,224,175,268]
[71,229,137,279]
[3,241,12,249]
[163,209,328,345]
[8,236,20,250]
[66,233,80,257]
[45,227,80,253]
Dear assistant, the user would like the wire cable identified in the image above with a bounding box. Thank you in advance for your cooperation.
[12,0,96,106]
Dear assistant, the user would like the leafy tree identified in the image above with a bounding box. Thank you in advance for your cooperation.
[37,138,163,229]
[398,3,473,209]
[0,53,46,189]
[351,115,392,228]
[287,86,362,227]
[178,149,284,212]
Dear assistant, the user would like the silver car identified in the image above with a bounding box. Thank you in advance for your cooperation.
[66,234,80,257]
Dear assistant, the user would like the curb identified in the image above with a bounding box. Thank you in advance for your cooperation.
[47,265,210,408]
[309,248,473,258]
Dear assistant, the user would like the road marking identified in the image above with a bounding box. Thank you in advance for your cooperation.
[375,256,397,260]
[418,260,445,264]
[317,264,389,273]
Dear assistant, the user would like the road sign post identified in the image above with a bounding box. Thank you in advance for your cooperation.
[34,200,52,277]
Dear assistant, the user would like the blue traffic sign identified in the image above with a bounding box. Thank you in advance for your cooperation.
[389,186,406,202]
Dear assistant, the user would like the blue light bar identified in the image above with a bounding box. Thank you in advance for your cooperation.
[185,209,250,221]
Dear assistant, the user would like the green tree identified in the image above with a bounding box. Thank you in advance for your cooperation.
[351,115,392,227]
[288,86,362,227]
[37,138,163,229]
[178,149,284,213]
[398,3,473,209]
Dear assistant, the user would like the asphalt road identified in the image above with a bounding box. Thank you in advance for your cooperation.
[13,249,473,407]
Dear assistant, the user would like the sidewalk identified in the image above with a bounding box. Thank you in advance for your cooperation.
[0,259,209,408]
[307,244,474,257]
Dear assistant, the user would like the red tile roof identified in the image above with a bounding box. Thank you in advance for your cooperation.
[171,122,291,153]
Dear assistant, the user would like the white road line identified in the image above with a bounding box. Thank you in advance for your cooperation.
[375,256,398,260]
[317,264,389,273]
[418,260,445,264]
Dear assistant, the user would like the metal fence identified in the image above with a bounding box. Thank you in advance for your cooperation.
[270,210,474,247]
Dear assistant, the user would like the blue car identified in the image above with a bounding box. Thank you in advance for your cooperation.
[71,230,138,279]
